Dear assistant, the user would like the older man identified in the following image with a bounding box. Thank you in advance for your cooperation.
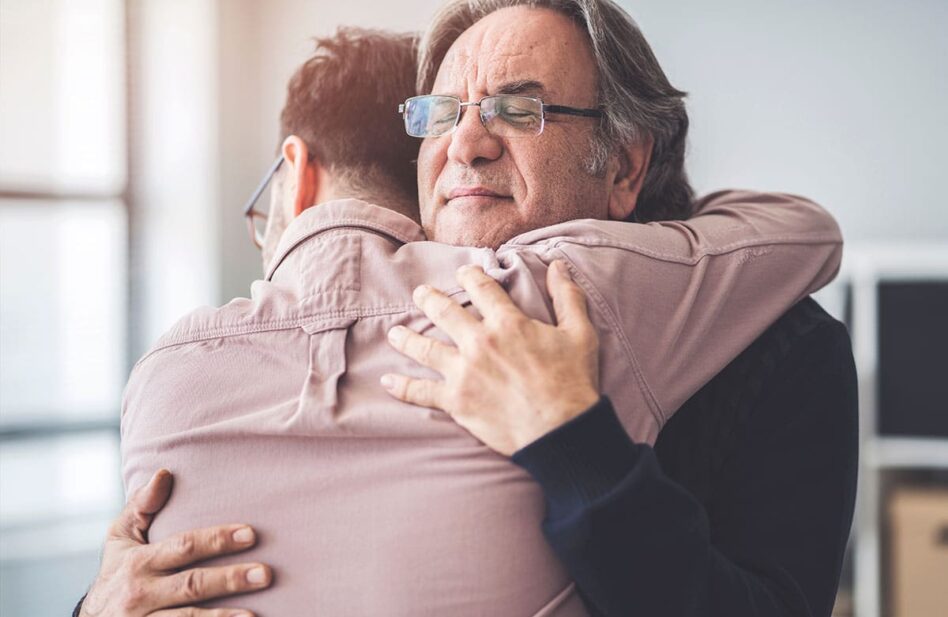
[77,4,854,617]
[383,1,857,616]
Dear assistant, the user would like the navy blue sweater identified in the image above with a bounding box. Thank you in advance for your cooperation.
[512,298,858,617]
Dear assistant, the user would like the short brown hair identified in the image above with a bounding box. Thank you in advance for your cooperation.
[280,28,420,200]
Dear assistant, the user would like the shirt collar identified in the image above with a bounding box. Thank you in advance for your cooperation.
[265,198,426,281]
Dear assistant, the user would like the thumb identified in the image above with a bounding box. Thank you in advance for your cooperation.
[547,260,591,332]
[108,469,173,544]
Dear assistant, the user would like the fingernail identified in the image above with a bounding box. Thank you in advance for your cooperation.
[380,374,394,390]
[388,326,405,343]
[233,527,254,544]
[414,284,431,297]
[247,566,267,585]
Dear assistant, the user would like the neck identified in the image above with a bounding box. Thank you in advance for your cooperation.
[322,182,420,225]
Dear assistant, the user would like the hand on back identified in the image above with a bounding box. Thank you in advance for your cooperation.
[79,469,272,617]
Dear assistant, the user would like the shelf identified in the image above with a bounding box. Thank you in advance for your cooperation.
[865,436,948,470]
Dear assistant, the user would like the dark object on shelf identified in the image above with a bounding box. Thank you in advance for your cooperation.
[878,281,948,438]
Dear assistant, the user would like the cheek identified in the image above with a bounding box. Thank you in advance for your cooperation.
[418,139,445,191]
[521,147,574,209]
[521,135,605,220]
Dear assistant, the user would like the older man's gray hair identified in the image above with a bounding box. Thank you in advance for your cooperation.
[418,0,694,223]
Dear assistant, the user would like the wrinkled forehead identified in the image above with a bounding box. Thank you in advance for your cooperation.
[431,6,598,106]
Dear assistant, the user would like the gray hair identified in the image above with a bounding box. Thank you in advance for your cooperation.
[417,0,694,222]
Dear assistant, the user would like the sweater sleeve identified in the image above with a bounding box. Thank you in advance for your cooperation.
[511,321,858,617]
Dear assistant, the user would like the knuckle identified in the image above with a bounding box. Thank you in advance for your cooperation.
[174,533,198,560]
[456,264,480,282]
[118,579,148,613]
[226,567,246,592]
[125,547,149,573]
[181,568,204,602]
[128,508,148,529]
[390,376,408,400]
[210,528,229,553]
[495,312,525,332]
[406,379,428,403]
[419,337,437,363]
[471,274,493,290]
[123,510,149,543]
[432,299,455,322]
[472,330,498,351]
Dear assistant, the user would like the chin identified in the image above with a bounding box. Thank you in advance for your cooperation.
[432,217,513,249]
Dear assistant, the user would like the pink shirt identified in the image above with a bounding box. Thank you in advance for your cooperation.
[121,190,842,616]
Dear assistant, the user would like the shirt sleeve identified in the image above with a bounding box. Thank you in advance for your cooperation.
[511,320,858,617]
[497,190,843,441]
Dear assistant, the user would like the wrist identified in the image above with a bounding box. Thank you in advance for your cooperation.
[548,386,600,426]
[516,388,601,451]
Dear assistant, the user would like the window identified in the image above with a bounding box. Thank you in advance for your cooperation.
[0,0,127,614]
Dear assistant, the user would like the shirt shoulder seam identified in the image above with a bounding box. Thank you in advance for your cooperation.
[136,304,414,367]
[506,233,841,266]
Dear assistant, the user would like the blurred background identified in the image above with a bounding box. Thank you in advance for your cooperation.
[0,0,945,615]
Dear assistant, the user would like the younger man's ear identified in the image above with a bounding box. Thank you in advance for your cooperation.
[281,135,319,217]
[607,135,653,221]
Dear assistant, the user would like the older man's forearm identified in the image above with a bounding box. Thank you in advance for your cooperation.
[512,317,858,617]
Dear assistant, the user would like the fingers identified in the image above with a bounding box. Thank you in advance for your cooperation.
[152,563,272,608]
[547,260,592,333]
[454,265,519,323]
[109,468,173,544]
[380,374,447,411]
[412,284,480,345]
[150,608,254,617]
[387,326,457,371]
[146,524,260,571]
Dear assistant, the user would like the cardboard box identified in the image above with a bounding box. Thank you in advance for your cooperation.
[888,487,948,617]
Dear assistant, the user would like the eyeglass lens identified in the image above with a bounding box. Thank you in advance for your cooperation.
[404,95,544,138]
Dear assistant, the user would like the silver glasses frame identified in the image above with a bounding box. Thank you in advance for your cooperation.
[398,94,602,138]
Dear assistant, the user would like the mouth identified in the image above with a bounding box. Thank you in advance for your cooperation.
[445,187,512,207]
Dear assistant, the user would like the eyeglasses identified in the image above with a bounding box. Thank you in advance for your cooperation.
[398,94,603,138]
[242,155,284,249]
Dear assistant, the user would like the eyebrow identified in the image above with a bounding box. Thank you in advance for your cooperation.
[494,80,547,96]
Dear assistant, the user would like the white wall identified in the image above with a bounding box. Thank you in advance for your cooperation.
[622,0,948,243]
[213,0,947,302]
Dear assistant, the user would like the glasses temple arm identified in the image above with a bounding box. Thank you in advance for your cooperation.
[542,104,603,118]
[242,155,285,216]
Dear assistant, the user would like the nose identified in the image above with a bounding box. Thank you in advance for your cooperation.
[446,102,503,167]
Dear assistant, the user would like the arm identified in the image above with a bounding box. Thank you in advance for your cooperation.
[497,189,842,439]
[384,190,842,452]
[511,317,858,616]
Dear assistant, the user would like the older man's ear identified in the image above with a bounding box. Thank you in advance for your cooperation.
[606,135,653,221]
